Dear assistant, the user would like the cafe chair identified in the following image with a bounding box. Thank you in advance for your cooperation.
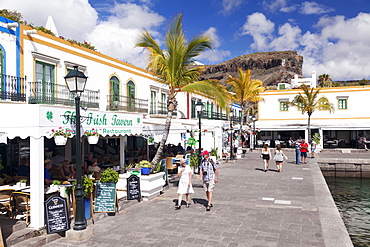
[165,157,176,174]
[10,192,31,226]
[2,174,14,184]
[0,189,14,217]
[257,140,264,148]
[14,176,28,183]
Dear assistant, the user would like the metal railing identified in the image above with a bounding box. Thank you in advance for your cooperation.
[28,81,100,108]
[107,95,148,113]
[150,101,177,116]
[0,74,26,102]
[192,111,229,121]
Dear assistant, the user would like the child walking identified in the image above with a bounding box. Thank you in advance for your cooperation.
[274,145,287,172]
[175,158,194,210]
[261,144,271,172]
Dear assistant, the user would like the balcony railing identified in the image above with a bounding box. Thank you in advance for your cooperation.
[28,81,100,108]
[0,74,26,102]
[150,101,177,117]
[107,95,148,113]
[192,111,229,121]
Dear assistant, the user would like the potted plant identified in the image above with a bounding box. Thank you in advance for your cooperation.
[210,148,219,161]
[136,160,151,175]
[84,128,99,145]
[100,168,119,183]
[19,178,28,188]
[189,154,199,174]
[50,127,72,145]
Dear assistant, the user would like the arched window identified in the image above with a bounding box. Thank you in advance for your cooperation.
[109,76,120,110]
[127,80,135,109]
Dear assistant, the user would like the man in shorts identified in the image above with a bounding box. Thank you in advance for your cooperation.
[199,150,219,211]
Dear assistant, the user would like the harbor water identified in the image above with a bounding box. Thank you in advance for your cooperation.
[325,176,370,247]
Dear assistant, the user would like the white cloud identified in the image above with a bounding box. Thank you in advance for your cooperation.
[196,27,231,63]
[221,0,243,15]
[240,12,370,80]
[300,1,334,15]
[0,0,98,41]
[86,3,165,68]
[241,12,275,50]
[270,23,301,50]
[263,0,297,13]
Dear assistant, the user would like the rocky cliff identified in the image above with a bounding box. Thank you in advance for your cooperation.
[195,51,303,86]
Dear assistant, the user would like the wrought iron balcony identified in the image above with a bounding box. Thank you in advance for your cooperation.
[192,111,229,121]
[0,74,26,102]
[28,81,100,108]
[107,95,148,113]
[150,101,177,117]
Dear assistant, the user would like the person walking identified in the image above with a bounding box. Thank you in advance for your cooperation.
[199,150,219,211]
[300,139,309,164]
[175,158,194,210]
[294,139,301,165]
[274,145,287,172]
[310,139,316,158]
[260,144,271,172]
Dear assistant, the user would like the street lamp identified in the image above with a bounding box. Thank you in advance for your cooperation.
[229,110,234,160]
[249,115,257,150]
[65,66,88,231]
[195,99,205,170]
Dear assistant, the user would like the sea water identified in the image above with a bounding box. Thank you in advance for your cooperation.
[325,176,370,247]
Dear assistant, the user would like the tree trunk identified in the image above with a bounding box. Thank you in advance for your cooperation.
[307,114,312,141]
[150,94,177,169]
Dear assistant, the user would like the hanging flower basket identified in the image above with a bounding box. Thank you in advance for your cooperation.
[54,136,67,146]
[87,135,99,145]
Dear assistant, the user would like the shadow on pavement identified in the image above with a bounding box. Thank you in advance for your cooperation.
[192,198,208,207]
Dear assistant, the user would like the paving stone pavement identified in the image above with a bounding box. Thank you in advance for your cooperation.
[45,151,354,247]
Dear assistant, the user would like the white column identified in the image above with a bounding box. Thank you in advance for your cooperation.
[305,128,309,141]
[120,136,125,168]
[29,136,45,229]
[319,128,324,149]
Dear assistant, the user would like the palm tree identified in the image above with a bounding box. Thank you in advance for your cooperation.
[226,69,265,125]
[289,84,334,140]
[318,74,333,87]
[136,14,230,167]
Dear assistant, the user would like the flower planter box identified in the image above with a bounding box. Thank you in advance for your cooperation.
[140,172,165,201]
[116,172,165,201]
[54,136,67,145]
[87,136,99,144]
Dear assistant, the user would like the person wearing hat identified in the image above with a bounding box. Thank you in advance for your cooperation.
[175,158,194,210]
[44,159,53,185]
[199,150,219,211]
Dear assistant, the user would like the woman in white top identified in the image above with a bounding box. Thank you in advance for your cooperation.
[274,144,287,172]
[261,144,271,172]
[175,158,194,210]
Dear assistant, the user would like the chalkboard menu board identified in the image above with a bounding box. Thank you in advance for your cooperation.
[127,174,141,201]
[44,196,70,234]
[94,182,116,212]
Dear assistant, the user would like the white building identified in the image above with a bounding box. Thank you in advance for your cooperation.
[0,16,239,228]
[257,85,370,149]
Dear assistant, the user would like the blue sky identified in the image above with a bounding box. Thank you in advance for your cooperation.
[1,0,370,80]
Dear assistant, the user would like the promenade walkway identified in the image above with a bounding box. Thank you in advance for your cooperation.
[44,151,353,247]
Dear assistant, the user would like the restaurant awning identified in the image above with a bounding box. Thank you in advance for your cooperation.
[0,104,143,139]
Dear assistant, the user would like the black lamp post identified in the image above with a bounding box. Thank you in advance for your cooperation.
[195,99,205,170]
[249,115,257,150]
[65,66,88,231]
[229,110,234,160]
